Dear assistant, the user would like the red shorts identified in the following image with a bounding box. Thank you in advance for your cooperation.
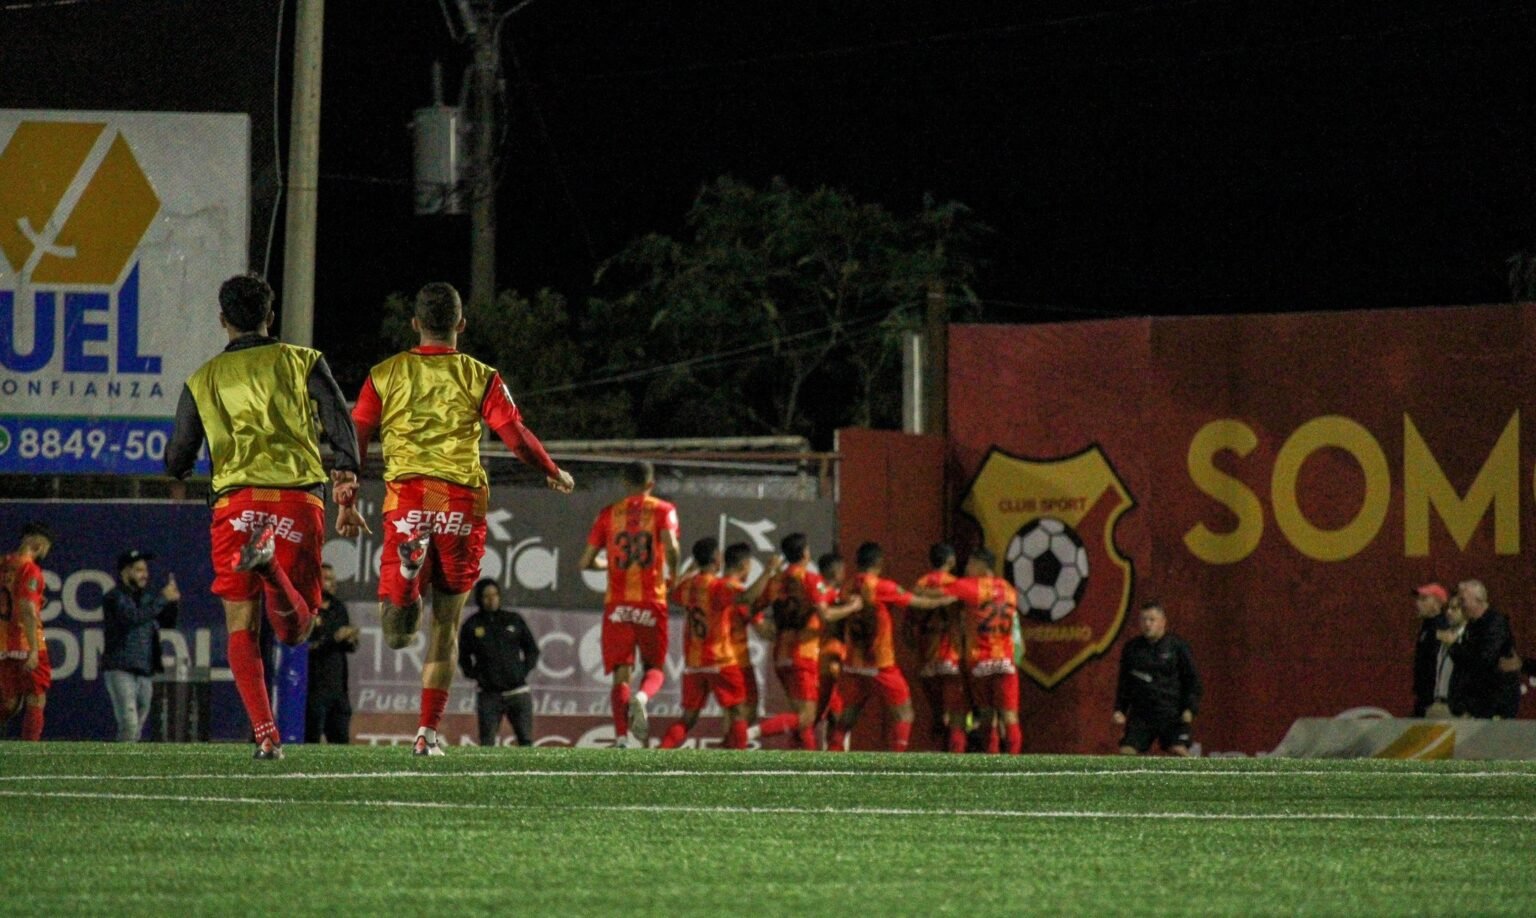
[379,478,489,603]
[776,658,820,703]
[0,647,50,699]
[681,666,749,710]
[601,602,668,673]
[969,671,1020,713]
[210,488,324,606]
[839,665,911,709]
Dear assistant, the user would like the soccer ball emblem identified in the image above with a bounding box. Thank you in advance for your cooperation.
[1005,517,1089,622]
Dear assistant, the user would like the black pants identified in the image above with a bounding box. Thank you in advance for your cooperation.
[306,693,352,744]
[477,689,534,746]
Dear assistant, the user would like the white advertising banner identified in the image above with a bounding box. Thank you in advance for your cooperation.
[0,109,249,474]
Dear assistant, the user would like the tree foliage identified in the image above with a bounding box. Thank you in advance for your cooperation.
[382,287,635,440]
[588,177,983,444]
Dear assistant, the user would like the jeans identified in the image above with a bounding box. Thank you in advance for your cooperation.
[104,669,154,742]
[476,688,534,746]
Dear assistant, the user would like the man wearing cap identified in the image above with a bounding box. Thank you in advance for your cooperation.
[102,550,181,742]
[1410,584,1449,717]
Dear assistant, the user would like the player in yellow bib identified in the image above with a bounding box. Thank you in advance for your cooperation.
[340,282,573,755]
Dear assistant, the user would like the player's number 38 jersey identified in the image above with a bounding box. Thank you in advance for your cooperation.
[587,495,680,607]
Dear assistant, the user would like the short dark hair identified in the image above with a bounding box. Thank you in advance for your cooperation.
[320,562,334,570]
[218,273,273,332]
[855,541,883,571]
[1138,600,1164,614]
[473,578,501,608]
[414,281,462,334]
[723,542,753,572]
[21,521,54,544]
[622,460,654,488]
[929,543,956,569]
[970,546,996,568]
[781,532,808,562]
[817,552,843,576]
[691,537,719,568]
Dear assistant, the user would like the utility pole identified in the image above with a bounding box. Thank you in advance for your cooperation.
[281,0,324,347]
[466,0,498,310]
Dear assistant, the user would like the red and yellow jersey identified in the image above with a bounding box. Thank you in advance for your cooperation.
[757,562,826,666]
[0,554,45,658]
[587,495,680,608]
[912,569,959,671]
[846,572,914,672]
[185,342,326,493]
[356,347,507,488]
[946,574,1020,675]
[820,578,849,648]
[672,571,724,669]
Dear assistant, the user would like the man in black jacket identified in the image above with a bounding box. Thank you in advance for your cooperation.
[459,579,540,746]
[1113,601,1202,756]
[306,563,357,743]
[1410,583,1449,717]
[102,550,180,742]
[1445,580,1519,719]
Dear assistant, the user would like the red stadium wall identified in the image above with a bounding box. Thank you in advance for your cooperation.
[836,426,947,749]
[948,306,1536,754]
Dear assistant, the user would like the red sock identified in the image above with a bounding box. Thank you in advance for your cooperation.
[758,713,798,737]
[21,704,43,741]
[826,688,844,719]
[727,720,748,750]
[261,564,312,646]
[890,719,912,753]
[986,728,1000,754]
[1006,723,1023,755]
[796,726,816,750]
[948,727,967,754]
[611,683,632,737]
[228,630,278,744]
[638,667,665,698]
[827,726,847,751]
[660,721,689,749]
[419,687,449,732]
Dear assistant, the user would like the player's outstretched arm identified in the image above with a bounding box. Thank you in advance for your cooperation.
[741,554,784,607]
[822,595,863,623]
[577,544,607,571]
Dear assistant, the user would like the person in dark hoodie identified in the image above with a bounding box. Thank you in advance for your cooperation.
[459,579,541,746]
[102,549,180,742]
[1113,601,1202,756]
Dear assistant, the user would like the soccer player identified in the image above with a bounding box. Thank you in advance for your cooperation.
[946,547,1023,754]
[756,533,860,750]
[660,540,779,749]
[344,281,574,756]
[0,522,54,740]
[815,552,849,737]
[825,541,955,752]
[912,543,963,749]
[578,460,680,747]
[166,273,361,760]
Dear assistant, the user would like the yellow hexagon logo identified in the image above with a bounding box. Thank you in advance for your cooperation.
[0,120,161,285]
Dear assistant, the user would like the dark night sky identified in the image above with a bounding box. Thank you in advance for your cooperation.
[11,0,1536,387]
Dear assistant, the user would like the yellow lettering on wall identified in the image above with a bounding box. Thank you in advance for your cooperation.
[1272,415,1390,562]
[1183,420,1264,564]
[1403,412,1519,556]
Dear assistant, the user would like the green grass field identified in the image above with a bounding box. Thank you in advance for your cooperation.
[1,745,1533,916]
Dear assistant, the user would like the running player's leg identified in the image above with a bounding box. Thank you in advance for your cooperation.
[628,611,668,744]
[605,614,637,746]
[789,662,819,750]
[378,482,430,650]
[945,675,971,753]
[19,649,48,740]
[257,495,325,646]
[225,599,282,758]
[660,672,706,749]
[415,587,469,754]
[713,667,749,749]
[830,671,870,752]
[996,675,1023,754]
[876,667,914,752]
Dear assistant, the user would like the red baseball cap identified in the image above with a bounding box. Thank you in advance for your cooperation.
[1412,583,1448,603]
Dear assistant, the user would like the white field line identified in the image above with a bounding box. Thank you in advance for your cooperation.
[0,788,1532,822]
[1,767,1534,783]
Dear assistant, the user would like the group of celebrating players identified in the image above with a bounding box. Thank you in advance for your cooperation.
[3,273,1027,756]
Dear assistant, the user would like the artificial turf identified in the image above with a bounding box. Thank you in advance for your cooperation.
[1,744,1532,916]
